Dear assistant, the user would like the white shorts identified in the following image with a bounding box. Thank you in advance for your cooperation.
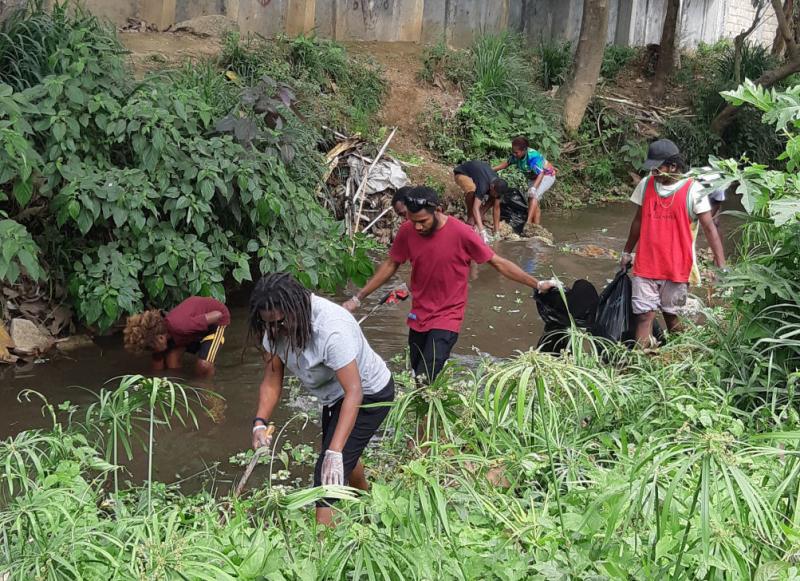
[527,174,556,201]
[631,276,688,315]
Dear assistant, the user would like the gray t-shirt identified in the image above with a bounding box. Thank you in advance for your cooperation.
[262,295,391,406]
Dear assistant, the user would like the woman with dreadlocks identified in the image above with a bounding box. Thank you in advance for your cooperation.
[248,272,394,525]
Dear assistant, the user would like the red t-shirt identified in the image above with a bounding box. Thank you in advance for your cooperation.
[389,217,495,333]
[165,296,230,346]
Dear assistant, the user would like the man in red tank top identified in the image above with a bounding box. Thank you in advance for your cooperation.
[620,139,726,347]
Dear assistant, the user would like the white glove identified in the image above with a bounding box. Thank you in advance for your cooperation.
[620,252,633,269]
[321,450,344,486]
[252,425,272,450]
[537,278,563,293]
[480,229,491,244]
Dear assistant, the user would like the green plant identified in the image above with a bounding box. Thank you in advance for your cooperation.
[600,44,637,80]
[535,40,572,90]
[418,40,472,87]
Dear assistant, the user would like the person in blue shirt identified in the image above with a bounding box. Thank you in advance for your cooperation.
[494,136,556,226]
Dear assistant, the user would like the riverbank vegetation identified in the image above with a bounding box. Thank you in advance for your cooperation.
[417,33,791,208]
[0,2,385,332]
[2,82,799,579]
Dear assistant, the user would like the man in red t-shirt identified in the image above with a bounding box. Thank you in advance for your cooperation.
[123,296,230,377]
[343,187,553,381]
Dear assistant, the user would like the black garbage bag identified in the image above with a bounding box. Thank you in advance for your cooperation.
[591,268,665,345]
[535,279,599,353]
[592,268,633,343]
[500,188,528,234]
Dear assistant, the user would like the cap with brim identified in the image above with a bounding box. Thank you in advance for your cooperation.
[642,139,680,170]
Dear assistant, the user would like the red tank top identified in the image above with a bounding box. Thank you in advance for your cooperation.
[633,177,694,283]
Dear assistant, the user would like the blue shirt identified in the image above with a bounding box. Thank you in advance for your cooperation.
[508,148,546,176]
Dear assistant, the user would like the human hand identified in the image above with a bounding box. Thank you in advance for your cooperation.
[321,449,344,486]
[620,252,633,270]
[342,295,361,313]
[536,278,563,293]
[252,425,273,451]
[480,229,491,244]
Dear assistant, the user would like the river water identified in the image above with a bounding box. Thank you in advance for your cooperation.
[0,203,731,492]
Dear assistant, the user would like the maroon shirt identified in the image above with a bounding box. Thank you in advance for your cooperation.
[389,217,494,333]
[165,297,230,347]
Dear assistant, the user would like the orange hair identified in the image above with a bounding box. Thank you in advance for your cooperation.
[123,310,167,353]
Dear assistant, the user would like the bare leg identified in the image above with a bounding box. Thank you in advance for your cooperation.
[533,203,542,225]
[635,311,657,348]
[164,347,185,369]
[195,358,215,378]
[316,506,333,526]
[663,312,681,334]
[464,192,475,225]
[348,460,369,491]
[526,198,539,224]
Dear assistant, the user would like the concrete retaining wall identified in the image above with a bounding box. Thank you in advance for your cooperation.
[5,0,779,52]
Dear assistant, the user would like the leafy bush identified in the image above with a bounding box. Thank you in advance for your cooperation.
[419,34,562,168]
[600,44,637,80]
[220,33,386,135]
[0,4,379,330]
[535,40,572,90]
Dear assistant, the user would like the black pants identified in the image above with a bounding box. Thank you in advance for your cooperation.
[408,329,459,382]
[314,377,395,506]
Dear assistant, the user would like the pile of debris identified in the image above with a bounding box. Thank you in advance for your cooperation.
[319,128,410,245]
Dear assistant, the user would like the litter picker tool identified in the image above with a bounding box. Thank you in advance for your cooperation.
[358,284,410,325]
[234,424,276,498]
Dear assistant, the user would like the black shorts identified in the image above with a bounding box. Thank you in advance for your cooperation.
[314,377,395,506]
[154,325,226,365]
[187,325,226,364]
[408,328,459,382]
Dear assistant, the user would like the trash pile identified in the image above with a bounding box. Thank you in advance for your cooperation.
[318,128,409,245]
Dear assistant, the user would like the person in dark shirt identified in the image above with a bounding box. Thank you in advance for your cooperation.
[123,296,230,377]
[453,160,509,243]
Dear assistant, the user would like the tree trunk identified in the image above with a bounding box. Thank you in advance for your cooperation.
[771,0,792,56]
[558,0,610,133]
[649,0,681,102]
[711,0,800,135]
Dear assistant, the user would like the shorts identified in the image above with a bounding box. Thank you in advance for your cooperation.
[314,377,395,506]
[527,174,556,201]
[631,276,688,315]
[154,325,226,364]
[187,325,226,364]
[408,328,459,382]
[454,172,477,196]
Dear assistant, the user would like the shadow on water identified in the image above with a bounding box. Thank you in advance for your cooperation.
[0,202,740,493]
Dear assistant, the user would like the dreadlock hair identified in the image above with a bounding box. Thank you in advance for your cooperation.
[123,310,167,353]
[249,272,313,356]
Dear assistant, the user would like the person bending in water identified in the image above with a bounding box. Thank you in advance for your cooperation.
[249,272,394,526]
[344,186,555,383]
[493,136,556,226]
[123,296,229,377]
[453,160,508,243]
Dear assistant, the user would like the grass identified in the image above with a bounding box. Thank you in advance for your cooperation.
[3,301,800,579]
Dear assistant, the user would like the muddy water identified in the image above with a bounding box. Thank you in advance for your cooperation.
[0,203,733,492]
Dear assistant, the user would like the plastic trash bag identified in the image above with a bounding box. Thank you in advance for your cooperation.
[592,268,633,343]
[535,279,599,353]
[500,189,529,233]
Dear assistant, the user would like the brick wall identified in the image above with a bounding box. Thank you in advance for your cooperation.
[723,0,779,47]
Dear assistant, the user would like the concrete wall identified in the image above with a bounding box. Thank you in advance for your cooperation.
[15,0,779,51]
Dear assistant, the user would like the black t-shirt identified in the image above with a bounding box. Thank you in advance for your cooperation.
[454,160,498,201]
